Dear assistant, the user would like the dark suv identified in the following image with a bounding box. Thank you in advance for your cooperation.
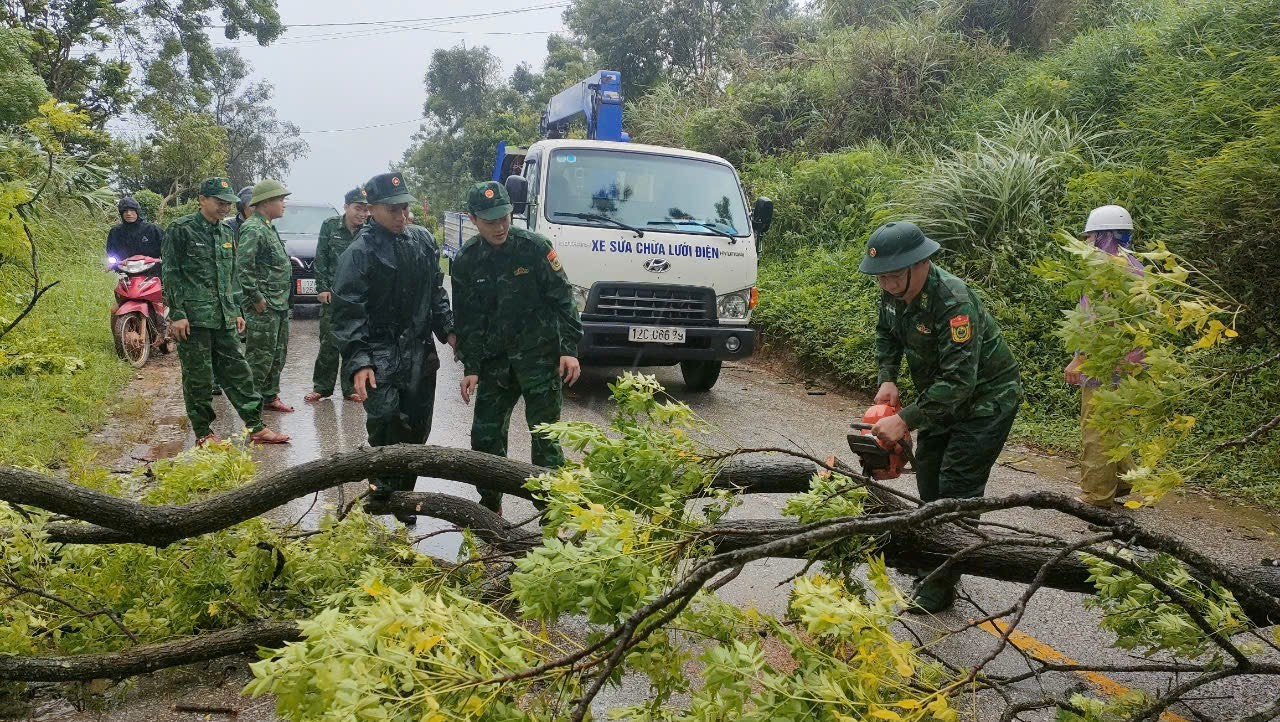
[275,202,339,306]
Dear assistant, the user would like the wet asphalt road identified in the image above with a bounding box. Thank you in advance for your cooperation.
[185,311,1280,720]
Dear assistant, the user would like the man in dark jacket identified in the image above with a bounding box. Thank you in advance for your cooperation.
[106,197,164,265]
[332,171,456,524]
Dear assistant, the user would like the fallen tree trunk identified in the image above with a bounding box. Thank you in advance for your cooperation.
[0,621,301,681]
[2,446,1278,626]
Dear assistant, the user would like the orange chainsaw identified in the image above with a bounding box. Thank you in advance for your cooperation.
[846,404,914,480]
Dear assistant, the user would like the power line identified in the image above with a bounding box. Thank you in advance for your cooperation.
[299,118,426,134]
[202,3,567,29]
[212,4,567,47]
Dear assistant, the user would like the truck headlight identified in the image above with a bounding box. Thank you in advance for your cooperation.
[572,286,588,313]
[717,291,750,320]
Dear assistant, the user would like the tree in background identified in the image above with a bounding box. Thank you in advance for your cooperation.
[132,110,228,221]
[207,48,307,190]
[402,37,597,219]
[0,0,281,130]
[564,0,773,95]
[0,28,51,129]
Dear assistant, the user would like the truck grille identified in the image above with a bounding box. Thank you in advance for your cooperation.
[584,284,716,326]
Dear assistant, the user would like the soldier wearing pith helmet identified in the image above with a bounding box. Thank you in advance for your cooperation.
[331,171,456,525]
[861,220,1022,613]
[452,180,583,514]
[238,179,295,414]
[161,177,289,446]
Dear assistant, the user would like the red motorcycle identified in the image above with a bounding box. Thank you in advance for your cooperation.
[111,255,173,367]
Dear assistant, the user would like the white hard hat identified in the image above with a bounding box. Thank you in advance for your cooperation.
[1084,205,1134,233]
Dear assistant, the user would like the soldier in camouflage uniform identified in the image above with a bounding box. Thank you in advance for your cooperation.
[453,181,583,513]
[211,185,254,398]
[305,186,370,403]
[861,221,1022,613]
[162,177,289,446]
[332,171,456,525]
[237,179,295,413]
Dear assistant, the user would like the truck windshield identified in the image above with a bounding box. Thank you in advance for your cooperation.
[544,149,749,237]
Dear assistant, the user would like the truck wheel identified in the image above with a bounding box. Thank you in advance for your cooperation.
[680,360,722,392]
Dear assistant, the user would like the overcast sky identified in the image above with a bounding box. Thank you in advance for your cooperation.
[220,0,568,208]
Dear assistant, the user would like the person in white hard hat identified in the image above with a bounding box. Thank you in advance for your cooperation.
[1063,205,1144,508]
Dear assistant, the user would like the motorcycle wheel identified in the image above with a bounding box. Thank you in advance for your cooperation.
[112,312,151,368]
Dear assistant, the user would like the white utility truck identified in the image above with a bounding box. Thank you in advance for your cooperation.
[491,70,774,391]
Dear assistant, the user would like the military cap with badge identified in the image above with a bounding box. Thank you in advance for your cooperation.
[364,171,415,205]
[199,177,240,203]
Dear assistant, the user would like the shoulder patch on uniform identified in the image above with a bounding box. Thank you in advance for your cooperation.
[546,248,563,272]
[514,267,529,276]
[950,314,972,343]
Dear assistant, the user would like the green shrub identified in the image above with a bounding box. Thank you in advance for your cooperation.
[746,146,905,259]
[132,188,162,221]
[1171,106,1280,321]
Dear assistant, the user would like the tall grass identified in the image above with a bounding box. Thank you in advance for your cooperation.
[0,206,132,468]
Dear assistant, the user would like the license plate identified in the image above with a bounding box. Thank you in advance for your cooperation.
[629,326,686,344]
[297,278,316,295]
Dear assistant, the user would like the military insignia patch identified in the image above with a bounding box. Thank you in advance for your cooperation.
[222,242,233,249]
[220,180,229,188]
[514,267,529,276]
[547,248,563,272]
[483,188,495,199]
[391,176,401,186]
[868,247,877,257]
[916,322,931,335]
[950,314,972,343]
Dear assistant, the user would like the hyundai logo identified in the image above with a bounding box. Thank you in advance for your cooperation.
[643,258,670,274]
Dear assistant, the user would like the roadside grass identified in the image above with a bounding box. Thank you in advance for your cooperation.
[0,212,133,469]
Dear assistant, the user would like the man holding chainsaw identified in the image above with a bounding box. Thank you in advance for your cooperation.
[860,220,1022,613]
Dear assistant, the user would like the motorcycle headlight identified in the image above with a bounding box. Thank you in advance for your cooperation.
[572,286,589,314]
[716,291,750,320]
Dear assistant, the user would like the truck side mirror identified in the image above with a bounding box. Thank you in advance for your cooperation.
[752,197,774,249]
[505,175,529,217]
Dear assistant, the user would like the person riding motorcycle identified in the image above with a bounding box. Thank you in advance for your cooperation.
[106,197,164,271]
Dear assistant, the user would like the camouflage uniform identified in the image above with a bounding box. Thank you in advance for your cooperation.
[864,220,1022,612]
[875,264,1023,501]
[452,181,583,512]
[332,171,455,501]
[162,177,264,438]
[311,187,367,398]
[238,211,292,401]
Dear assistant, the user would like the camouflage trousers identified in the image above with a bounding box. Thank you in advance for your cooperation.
[176,326,263,438]
[365,368,438,499]
[311,303,353,398]
[471,352,564,512]
[909,403,1018,599]
[245,308,289,400]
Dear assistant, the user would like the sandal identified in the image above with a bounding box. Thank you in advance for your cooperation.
[196,433,223,447]
[264,397,296,412]
[250,427,291,444]
[303,391,329,403]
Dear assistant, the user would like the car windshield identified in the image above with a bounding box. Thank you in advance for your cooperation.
[274,205,335,235]
[544,149,749,237]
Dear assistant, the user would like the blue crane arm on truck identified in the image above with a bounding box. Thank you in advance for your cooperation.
[492,70,629,183]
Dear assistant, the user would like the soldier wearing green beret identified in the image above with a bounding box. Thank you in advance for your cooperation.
[332,171,456,525]
[860,220,1022,613]
[237,179,295,414]
[306,186,370,403]
[162,177,290,446]
[453,181,583,513]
